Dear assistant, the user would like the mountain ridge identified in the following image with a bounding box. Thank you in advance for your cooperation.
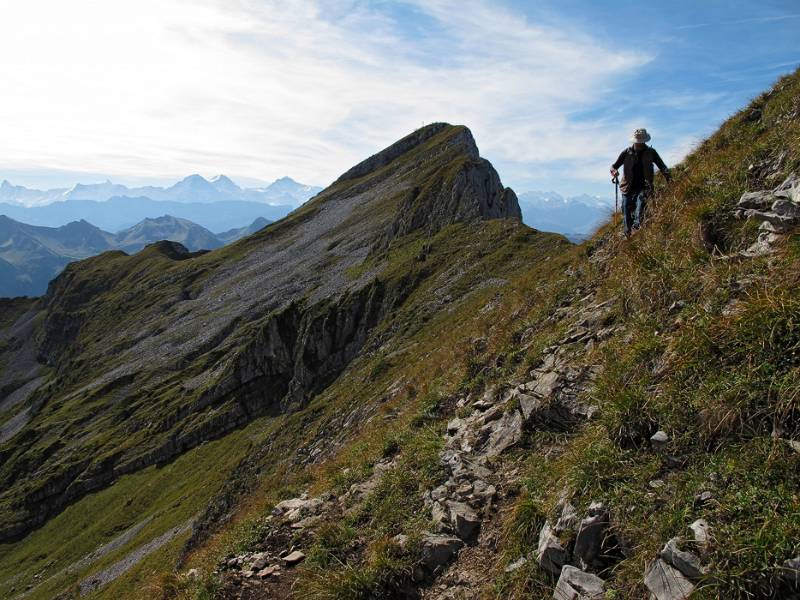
[0,215,271,297]
[0,123,526,547]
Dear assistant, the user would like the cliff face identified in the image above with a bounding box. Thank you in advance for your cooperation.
[0,124,523,543]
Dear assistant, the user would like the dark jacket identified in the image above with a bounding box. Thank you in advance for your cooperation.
[612,145,670,194]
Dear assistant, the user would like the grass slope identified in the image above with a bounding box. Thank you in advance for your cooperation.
[174,69,800,599]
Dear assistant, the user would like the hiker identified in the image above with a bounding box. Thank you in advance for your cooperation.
[610,128,671,237]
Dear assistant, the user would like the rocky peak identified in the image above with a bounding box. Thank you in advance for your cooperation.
[322,123,520,246]
[367,124,521,243]
[334,123,477,185]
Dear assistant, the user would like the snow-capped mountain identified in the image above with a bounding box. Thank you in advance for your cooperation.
[517,190,613,240]
[63,180,137,202]
[209,174,241,195]
[0,175,322,207]
[253,176,322,206]
[0,180,67,207]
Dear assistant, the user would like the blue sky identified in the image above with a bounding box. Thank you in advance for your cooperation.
[0,0,797,201]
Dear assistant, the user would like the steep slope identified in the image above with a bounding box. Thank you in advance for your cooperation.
[154,72,799,600]
[0,123,535,598]
[4,70,798,600]
[114,215,224,253]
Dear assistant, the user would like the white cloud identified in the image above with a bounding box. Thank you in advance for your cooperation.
[0,0,651,190]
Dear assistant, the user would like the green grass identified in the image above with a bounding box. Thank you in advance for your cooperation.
[296,537,415,600]
[0,417,271,600]
[497,68,800,599]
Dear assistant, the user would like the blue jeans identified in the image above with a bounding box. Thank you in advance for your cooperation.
[622,190,648,235]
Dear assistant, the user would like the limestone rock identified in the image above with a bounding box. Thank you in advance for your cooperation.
[772,198,800,219]
[420,534,464,570]
[775,173,800,203]
[737,190,774,210]
[574,504,610,570]
[536,521,567,575]
[505,556,528,573]
[659,538,705,579]
[517,393,542,421]
[447,501,481,541]
[778,556,800,592]
[470,479,496,505]
[272,495,323,522]
[250,554,269,571]
[553,565,605,600]
[689,519,710,547]
[555,502,579,534]
[644,559,695,600]
[742,231,781,257]
[447,417,465,435]
[482,409,523,457]
[650,430,669,452]
[431,501,451,533]
[524,371,560,398]
[751,211,797,233]
[272,495,309,514]
[694,491,713,507]
[431,484,449,501]
[256,565,280,579]
[282,550,305,566]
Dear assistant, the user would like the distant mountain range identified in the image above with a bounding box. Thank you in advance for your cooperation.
[0,196,297,233]
[0,175,320,233]
[0,174,609,241]
[0,172,613,296]
[518,191,613,241]
[0,174,322,208]
[0,214,270,297]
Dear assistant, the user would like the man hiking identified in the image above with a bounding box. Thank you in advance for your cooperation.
[610,128,671,237]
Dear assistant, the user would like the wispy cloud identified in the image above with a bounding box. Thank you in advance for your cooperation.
[675,13,800,30]
[0,0,649,191]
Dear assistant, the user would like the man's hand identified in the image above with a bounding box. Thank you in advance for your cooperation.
[610,167,619,178]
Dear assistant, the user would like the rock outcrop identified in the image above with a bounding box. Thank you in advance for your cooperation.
[644,559,696,600]
[733,173,800,255]
[553,565,606,600]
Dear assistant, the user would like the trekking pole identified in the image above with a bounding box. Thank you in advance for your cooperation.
[612,175,619,227]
